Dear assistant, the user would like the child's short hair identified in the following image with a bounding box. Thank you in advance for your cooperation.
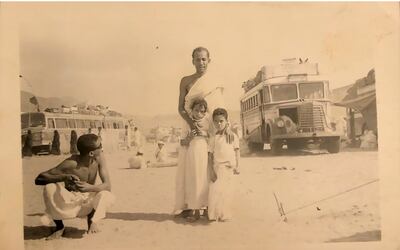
[191,98,208,111]
[212,108,228,120]
[77,134,99,155]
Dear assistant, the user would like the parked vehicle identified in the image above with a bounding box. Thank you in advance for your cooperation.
[240,59,341,154]
[21,111,129,154]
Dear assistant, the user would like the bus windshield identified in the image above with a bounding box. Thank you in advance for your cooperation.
[299,82,324,99]
[30,113,46,127]
[271,84,297,102]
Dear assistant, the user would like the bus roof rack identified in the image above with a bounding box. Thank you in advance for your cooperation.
[242,62,319,93]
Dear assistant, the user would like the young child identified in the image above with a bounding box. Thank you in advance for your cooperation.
[208,108,240,222]
[180,98,211,221]
[180,98,210,147]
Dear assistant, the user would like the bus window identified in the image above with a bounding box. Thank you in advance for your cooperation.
[113,122,117,129]
[68,119,76,128]
[118,121,124,129]
[30,113,46,127]
[299,82,324,99]
[21,114,29,129]
[263,86,271,103]
[47,118,55,129]
[84,120,91,128]
[90,121,96,128]
[95,120,102,128]
[102,122,106,129]
[271,84,297,102]
[55,118,68,128]
[76,119,85,128]
[104,121,110,129]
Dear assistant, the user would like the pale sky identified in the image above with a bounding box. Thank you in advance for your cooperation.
[17,2,395,115]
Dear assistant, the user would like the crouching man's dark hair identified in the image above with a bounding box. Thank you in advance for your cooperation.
[77,134,99,156]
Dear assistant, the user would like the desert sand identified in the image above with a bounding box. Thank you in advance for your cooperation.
[23,142,380,250]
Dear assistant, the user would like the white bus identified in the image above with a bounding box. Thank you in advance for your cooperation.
[21,111,129,154]
[240,61,341,155]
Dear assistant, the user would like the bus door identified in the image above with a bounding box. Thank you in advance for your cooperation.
[258,89,267,142]
[258,89,264,119]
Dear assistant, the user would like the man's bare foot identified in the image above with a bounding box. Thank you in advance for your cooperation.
[86,209,100,234]
[45,228,65,240]
[87,222,100,234]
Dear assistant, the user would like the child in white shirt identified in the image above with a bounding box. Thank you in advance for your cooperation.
[208,108,240,222]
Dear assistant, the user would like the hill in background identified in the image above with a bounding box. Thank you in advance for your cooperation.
[21,91,82,113]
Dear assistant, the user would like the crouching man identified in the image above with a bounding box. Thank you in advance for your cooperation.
[35,134,115,240]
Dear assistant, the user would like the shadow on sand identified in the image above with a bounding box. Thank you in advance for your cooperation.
[106,212,211,226]
[24,226,86,240]
[327,230,381,242]
[26,213,45,217]
[241,148,329,158]
[106,212,173,222]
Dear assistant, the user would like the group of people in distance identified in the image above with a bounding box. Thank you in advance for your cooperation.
[34,47,240,240]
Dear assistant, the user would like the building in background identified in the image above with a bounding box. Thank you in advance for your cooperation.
[331,69,377,146]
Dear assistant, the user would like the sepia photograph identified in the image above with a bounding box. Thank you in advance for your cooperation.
[0,2,399,250]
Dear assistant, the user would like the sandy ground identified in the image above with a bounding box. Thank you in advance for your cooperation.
[23,142,380,250]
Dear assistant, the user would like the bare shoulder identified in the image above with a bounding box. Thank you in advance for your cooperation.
[180,74,196,89]
[56,156,78,170]
[96,154,108,169]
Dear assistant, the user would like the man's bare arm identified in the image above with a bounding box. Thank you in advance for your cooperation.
[178,77,196,130]
[35,160,79,185]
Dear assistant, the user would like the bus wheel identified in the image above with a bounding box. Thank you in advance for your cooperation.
[248,142,264,152]
[271,140,283,155]
[326,138,340,153]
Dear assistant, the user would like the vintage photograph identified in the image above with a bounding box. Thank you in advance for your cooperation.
[1,2,399,250]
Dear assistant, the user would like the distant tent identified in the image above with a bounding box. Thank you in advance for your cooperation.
[331,69,377,134]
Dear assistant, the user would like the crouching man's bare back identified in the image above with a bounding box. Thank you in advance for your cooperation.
[35,134,114,240]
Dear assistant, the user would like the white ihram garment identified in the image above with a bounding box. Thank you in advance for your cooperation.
[42,182,115,223]
[208,134,239,221]
[174,71,225,213]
